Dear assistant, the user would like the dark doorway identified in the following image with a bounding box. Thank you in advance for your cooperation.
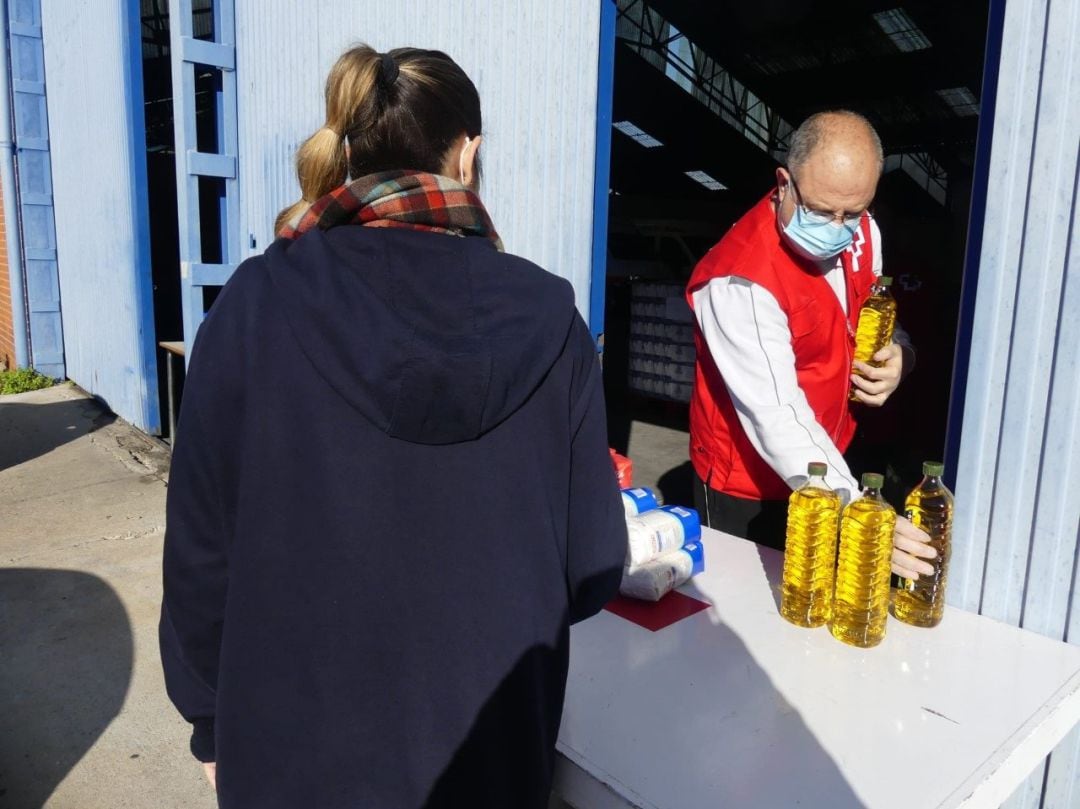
[140,0,222,439]
[141,0,182,439]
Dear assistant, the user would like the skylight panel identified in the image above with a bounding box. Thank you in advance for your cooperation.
[685,171,727,191]
[873,9,932,52]
[936,86,980,117]
[613,120,664,148]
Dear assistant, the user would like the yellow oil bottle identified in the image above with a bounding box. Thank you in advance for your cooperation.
[850,276,897,401]
[780,462,841,628]
[830,473,896,648]
[893,462,953,628]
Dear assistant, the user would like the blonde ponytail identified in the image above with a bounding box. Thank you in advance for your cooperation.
[274,45,484,236]
[275,46,383,235]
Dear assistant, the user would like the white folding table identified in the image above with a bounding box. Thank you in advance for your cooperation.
[554,527,1080,809]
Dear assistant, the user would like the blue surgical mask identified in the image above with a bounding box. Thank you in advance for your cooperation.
[781,198,859,261]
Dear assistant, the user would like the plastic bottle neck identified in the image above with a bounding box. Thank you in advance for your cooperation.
[861,486,884,501]
[922,475,948,493]
[807,473,830,490]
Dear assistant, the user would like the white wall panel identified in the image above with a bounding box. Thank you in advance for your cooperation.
[235,0,602,320]
[40,0,159,431]
[950,0,1080,805]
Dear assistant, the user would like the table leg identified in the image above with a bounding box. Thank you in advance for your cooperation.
[166,352,177,444]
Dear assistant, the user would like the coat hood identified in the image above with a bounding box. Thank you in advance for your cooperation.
[264,226,578,445]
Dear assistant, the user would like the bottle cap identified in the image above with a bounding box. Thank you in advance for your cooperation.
[862,472,884,489]
[878,276,893,286]
[807,462,828,476]
[923,461,945,477]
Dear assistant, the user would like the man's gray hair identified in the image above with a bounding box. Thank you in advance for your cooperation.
[786,110,884,172]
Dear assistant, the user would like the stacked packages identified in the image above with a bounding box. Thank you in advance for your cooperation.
[628,282,697,404]
[619,487,705,601]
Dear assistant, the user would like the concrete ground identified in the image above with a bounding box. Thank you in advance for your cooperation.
[0,384,691,809]
[0,384,215,809]
[621,417,694,507]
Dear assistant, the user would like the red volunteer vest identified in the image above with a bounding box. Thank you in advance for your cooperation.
[685,192,877,500]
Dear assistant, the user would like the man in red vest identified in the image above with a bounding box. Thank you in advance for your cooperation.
[686,110,935,581]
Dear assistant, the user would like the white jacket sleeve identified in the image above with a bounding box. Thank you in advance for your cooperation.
[692,276,859,501]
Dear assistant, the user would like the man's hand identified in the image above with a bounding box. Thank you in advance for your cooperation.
[203,763,217,790]
[851,343,903,406]
[892,515,936,579]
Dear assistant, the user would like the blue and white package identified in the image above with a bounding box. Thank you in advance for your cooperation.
[624,505,701,567]
[621,486,660,517]
[620,541,706,602]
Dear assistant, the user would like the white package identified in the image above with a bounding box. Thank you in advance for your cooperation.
[621,487,660,517]
[625,506,701,567]
[621,541,706,602]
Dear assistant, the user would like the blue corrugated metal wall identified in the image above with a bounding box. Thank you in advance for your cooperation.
[949,0,1080,805]
[8,0,62,379]
[233,0,603,323]
[39,0,159,431]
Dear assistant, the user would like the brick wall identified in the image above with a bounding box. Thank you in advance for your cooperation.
[0,192,16,371]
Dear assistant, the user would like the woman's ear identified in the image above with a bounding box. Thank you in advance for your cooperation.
[460,134,483,189]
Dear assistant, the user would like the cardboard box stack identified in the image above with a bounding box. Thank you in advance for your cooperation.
[628,281,697,404]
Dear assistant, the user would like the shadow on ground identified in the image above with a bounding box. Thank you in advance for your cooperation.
[656,460,694,509]
[0,395,117,472]
[0,569,133,809]
[605,393,689,460]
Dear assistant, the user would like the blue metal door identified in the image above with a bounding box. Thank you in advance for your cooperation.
[167,0,239,357]
[7,0,63,379]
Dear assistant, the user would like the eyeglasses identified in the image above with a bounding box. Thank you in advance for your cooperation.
[788,177,866,232]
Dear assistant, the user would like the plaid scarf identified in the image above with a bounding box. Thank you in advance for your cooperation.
[280,170,503,251]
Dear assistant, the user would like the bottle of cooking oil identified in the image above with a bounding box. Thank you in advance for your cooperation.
[780,462,841,628]
[830,473,896,648]
[893,462,954,628]
[850,276,897,401]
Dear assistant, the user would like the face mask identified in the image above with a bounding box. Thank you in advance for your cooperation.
[459,137,472,186]
[781,187,859,261]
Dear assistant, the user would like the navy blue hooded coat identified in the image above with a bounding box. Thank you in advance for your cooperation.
[159,225,627,808]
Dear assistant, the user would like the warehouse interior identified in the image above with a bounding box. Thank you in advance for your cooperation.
[603,0,989,506]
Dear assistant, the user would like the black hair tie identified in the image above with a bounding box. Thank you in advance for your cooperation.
[378,53,399,88]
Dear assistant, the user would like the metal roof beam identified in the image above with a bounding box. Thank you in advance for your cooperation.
[750,49,982,110]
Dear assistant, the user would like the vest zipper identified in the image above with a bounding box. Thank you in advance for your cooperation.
[836,336,853,440]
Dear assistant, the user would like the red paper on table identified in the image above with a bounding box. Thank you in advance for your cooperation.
[604,591,711,632]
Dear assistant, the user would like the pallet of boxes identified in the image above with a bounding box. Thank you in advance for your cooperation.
[628,281,696,404]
